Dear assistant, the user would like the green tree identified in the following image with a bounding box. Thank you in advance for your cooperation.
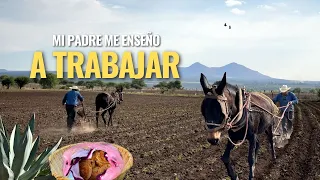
[292,87,301,94]
[0,75,9,82]
[1,76,14,89]
[131,79,146,89]
[85,81,95,90]
[59,79,69,85]
[167,80,182,89]
[58,79,74,85]
[105,82,116,88]
[309,89,316,94]
[39,73,58,89]
[122,82,131,89]
[154,81,169,93]
[76,80,85,86]
[292,87,301,98]
[154,81,168,88]
[116,82,130,89]
[14,76,30,89]
[92,80,104,89]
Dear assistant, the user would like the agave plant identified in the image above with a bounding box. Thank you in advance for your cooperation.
[0,113,62,180]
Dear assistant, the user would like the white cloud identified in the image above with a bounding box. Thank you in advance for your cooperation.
[257,5,276,11]
[111,5,125,9]
[293,10,300,14]
[225,0,244,7]
[230,8,246,15]
[272,2,287,7]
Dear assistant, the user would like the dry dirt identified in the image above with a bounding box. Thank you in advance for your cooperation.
[0,90,319,180]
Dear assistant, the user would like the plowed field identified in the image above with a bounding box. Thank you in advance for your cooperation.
[0,90,319,180]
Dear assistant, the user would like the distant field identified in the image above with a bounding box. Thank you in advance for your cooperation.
[1,83,318,101]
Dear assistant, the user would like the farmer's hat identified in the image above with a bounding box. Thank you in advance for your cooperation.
[279,85,291,93]
[69,86,80,91]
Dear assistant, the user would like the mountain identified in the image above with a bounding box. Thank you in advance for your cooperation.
[179,62,272,82]
[0,69,7,72]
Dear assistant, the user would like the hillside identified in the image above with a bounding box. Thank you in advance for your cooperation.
[179,62,272,81]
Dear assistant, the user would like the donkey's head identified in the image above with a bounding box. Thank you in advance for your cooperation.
[200,72,244,145]
[114,86,124,104]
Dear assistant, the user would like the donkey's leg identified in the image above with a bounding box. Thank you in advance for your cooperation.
[266,126,276,160]
[108,109,115,126]
[255,138,260,163]
[101,110,108,127]
[221,141,238,180]
[95,106,100,128]
[248,134,257,180]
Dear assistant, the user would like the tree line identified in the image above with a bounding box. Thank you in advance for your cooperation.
[0,73,183,91]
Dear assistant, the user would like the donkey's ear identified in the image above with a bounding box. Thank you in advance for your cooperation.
[200,73,211,94]
[216,72,227,95]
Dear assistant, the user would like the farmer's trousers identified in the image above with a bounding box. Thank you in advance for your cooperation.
[65,105,76,131]
[282,111,294,134]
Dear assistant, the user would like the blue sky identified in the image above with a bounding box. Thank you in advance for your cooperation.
[0,0,320,80]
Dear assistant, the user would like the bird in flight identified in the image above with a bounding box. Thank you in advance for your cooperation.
[224,23,231,29]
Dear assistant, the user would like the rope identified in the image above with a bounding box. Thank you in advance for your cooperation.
[226,96,250,129]
[250,101,291,134]
[218,92,292,146]
[226,93,251,146]
[272,103,291,134]
[79,100,117,124]
[91,101,117,113]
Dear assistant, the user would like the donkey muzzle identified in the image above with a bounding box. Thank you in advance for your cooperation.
[207,131,221,145]
[207,138,220,145]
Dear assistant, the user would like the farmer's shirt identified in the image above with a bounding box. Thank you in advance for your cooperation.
[62,90,84,106]
[272,91,298,113]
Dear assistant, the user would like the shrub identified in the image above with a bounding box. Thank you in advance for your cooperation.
[14,76,30,89]
[39,73,58,89]
[1,76,14,89]
[131,79,146,89]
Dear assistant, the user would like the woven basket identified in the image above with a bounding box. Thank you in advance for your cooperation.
[48,143,133,180]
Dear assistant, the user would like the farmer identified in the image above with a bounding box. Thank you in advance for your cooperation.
[272,85,298,138]
[62,86,84,132]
